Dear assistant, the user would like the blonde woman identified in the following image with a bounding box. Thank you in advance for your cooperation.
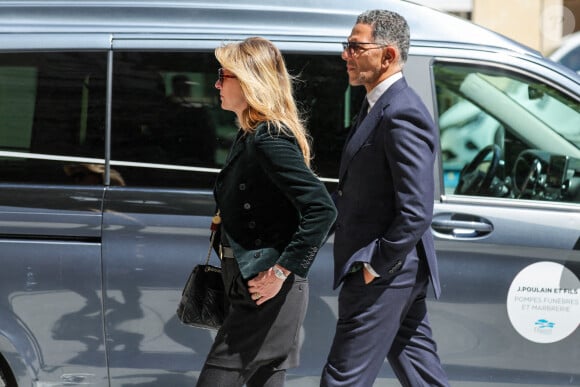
[196,37,336,387]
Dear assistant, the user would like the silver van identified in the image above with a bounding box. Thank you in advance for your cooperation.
[0,1,578,386]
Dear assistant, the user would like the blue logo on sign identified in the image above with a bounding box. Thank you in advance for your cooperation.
[534,319,555,329]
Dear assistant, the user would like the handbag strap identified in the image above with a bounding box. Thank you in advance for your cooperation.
[205,231,216,265]
[205,210,222,265]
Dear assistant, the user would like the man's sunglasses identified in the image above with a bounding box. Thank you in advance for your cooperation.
[342,41,388,56]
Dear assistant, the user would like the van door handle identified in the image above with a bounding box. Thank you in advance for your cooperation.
[431,214,493,238]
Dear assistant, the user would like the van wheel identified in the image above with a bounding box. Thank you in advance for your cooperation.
[0,355,16,387]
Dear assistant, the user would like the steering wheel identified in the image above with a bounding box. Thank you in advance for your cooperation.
[511,149,545,199]
[455,144,501,195]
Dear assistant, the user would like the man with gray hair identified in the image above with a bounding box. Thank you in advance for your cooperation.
[321,10,449,386]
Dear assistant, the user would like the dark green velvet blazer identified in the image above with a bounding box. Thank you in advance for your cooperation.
[214,122,337,280]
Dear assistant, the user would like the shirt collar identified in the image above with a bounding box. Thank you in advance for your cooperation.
[366,71,403,111]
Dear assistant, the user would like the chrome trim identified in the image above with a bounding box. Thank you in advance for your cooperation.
[0,151,104,164]
[105,48,113,185]
[319,177,338,183]
[110,160,220,173]
[0,151,221,174]
[439,194,580,212]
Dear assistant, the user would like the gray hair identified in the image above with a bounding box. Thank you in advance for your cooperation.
[356,10,410,64]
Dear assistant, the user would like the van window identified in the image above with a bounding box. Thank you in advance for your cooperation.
[285,55,358,181]
[0,52,107,184]
[110,51,352,189]
[434,62,580,203]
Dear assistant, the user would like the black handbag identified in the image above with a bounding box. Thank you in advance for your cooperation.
[177,215,228,330]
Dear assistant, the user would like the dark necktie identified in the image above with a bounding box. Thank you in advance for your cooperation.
[339,98,369,178]
[346,97,369,143]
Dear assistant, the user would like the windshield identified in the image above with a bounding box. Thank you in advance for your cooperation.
[480,73,580,149]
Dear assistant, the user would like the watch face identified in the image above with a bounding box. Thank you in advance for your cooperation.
[274,267,287,280]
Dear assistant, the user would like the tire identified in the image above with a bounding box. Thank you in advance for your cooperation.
[0,356,15,387]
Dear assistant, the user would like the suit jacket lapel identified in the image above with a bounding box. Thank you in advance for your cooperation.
[344,98,368,145]
[338,96,385,180]
[338,78,407,181]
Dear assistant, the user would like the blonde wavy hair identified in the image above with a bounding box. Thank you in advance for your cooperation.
[215,37,311,166]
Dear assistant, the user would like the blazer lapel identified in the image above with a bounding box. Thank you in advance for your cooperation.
[338,78,407,181]
[338,100,384,180]
[220,130,246,173]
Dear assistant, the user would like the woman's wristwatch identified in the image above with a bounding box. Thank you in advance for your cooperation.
[273,265,288,281]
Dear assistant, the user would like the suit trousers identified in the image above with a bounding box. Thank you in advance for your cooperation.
[196,364,285,387]
[321,249,449,387]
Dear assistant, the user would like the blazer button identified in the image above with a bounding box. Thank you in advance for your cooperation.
[243,203,251,210]
[337,190,343,196]
[248,220,256,229]
[239,183,246,190]
[255,239,262,246]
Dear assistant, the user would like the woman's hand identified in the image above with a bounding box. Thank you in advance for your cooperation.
[247,265,289,306]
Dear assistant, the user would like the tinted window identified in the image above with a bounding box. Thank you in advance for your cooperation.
[434,62,580,203]
[111,52,222,189]
[560,45,580,73]
[285,55,359,180]
[0,52,107,184]
[110,51,356,189]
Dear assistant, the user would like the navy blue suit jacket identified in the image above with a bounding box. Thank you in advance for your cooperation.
[333,77,441,298]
